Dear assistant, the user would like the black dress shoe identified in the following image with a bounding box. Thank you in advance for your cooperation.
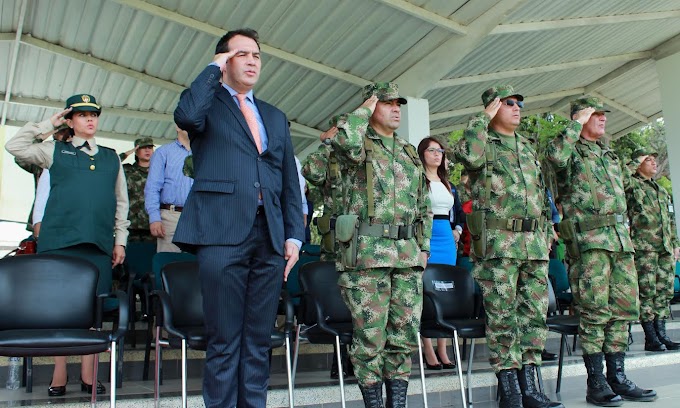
[541,349,558,361]
[423,355,442,370]
[80,379,106,395]
[48,384,66,397]
[437,355,456,369]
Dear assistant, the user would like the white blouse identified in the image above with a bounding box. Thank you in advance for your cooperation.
[429,181,454,216]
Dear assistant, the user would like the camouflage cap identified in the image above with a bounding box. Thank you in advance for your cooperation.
[630,147,658,166]
[481,85,523,107]
[64,94,101,118]
[361,82,407,105]
[570,96,611,117]
[134,137,155,148]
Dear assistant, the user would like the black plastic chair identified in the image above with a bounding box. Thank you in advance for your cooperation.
[293,261,354,408]
[152,261,295,408]
[0,254,128,407]
[545,279,579,394]
[420,263,486,408]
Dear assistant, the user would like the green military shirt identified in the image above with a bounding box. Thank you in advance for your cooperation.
[626,173,679,254]
[454,112,550,261]
[123,162,150,231]
[546,120,634,253]
[302,143,343,216]
[331,106,431,270]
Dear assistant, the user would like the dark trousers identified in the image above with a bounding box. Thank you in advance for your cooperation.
[196,212,285,408]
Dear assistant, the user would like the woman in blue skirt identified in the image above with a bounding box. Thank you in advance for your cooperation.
[417,137,458,369]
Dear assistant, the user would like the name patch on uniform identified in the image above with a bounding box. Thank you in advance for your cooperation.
[61,150,76,155]
[433,280,455,291]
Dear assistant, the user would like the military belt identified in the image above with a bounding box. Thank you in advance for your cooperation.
[358,222,415,240]
[574,213,625,233]
[486,216,542,232]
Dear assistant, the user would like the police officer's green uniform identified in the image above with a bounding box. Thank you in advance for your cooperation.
[547,97,656,405]
[331,82,431,408]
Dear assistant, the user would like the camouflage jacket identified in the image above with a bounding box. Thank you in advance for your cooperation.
[301,143,343,216]
[331,106,431,270]
[626,173,679,253]
[454,112,551,261]
[545,120,633,253]
[182,155,194,179]
[123,162,150,230]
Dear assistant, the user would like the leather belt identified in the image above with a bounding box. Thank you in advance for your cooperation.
[574,213,625,233]
[160,204,183,212]
[486,216,542,232]
[358,222,415,240]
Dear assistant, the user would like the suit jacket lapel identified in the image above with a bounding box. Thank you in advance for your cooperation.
[215,87,260,150]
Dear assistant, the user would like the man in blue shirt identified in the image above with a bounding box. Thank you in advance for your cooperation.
[144,125,194,252]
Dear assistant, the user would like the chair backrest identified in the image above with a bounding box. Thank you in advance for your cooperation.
[125,241,156,280]
[548,259,569,293]
[422,263,476,321]
[298,261,352,325]
[152,252,196,290]
[160,261,204,328]
[286,250,321,305]
[0,254,97,330]
[547,278,558,315]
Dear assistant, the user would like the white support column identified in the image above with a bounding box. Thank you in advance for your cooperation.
[397,97,431,148]
[656,51,680,236]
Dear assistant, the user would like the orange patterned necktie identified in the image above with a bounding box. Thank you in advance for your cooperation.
[236,93,263,153]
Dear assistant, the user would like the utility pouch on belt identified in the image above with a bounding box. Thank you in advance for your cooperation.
[335,214,360,270]
[316,215,336,253]
[558,219,580,260]
[467,211,487,259]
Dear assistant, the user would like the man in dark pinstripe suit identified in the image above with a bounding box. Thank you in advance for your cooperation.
[173,28,304,408]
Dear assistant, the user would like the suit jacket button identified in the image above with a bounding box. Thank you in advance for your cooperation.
[254,182,260,188]
[257,157,262,161]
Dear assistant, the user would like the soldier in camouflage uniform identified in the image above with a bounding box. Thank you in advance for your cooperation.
[324,82,431,408]
[626,147,680,352]
[455,85,560,408]
[121,137,155,243]
[301,117,354,379]
[546,96,656,406]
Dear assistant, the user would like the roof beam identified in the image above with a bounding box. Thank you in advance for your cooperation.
[653,33,680,60]
[395,0,528,98]
[430,88,584,121]
[373,0,468,35]
[590,91,649,123]
[432,52,651,89]
[2,94,320,139]
[3,119,163,143]
[491,10,680,34]
[111,0,370,87]
[611,112,663,139]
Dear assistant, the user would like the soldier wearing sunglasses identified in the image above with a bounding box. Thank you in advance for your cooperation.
[455,85,560,408]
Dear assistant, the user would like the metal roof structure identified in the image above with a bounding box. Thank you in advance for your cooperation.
[2,0,680,158]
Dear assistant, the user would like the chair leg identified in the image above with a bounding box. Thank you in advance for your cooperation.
[556,334,566,394]
[154,326,162,402]
[417,334,429,408]
[182,339,187,408]
[143,316,154,381]
[91,353,99,408]
[25,357,33,393]
[291,325,301,385]
[111,341,117,408]
[451,331,467,408]
[335,336,346,408]
[285,336,295,408]
[467,339,475,408]
[536,365,544,394]
[116,338,124,388]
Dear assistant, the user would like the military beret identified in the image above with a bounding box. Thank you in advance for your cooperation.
[134,137,155,148]
[570,96,611,117]
[481,85,523,107]
[64,94,101,118]
[361,82,407,105]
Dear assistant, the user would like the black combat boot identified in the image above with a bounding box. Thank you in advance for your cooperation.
[605,352,657,402]
[384,378,408,408]
[496,369,524,408]
[654,317,680,350]
[641,320,666,352]
[359,382,385,408]
[582,353,623,407]
[517,365,564,408]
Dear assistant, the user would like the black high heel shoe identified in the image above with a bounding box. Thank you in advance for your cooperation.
[437,355,456,370]
[48,377,68,397]
[423,354,442,370]
[80,378,106,395]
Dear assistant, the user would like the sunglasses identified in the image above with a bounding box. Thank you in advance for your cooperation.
[425,147,445,154]
[502,99,524,108]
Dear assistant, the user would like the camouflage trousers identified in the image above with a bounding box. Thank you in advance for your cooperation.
[338,267,423,386]
[569,249,639,355]
[635,250,674,322]
[473,258,548,372]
